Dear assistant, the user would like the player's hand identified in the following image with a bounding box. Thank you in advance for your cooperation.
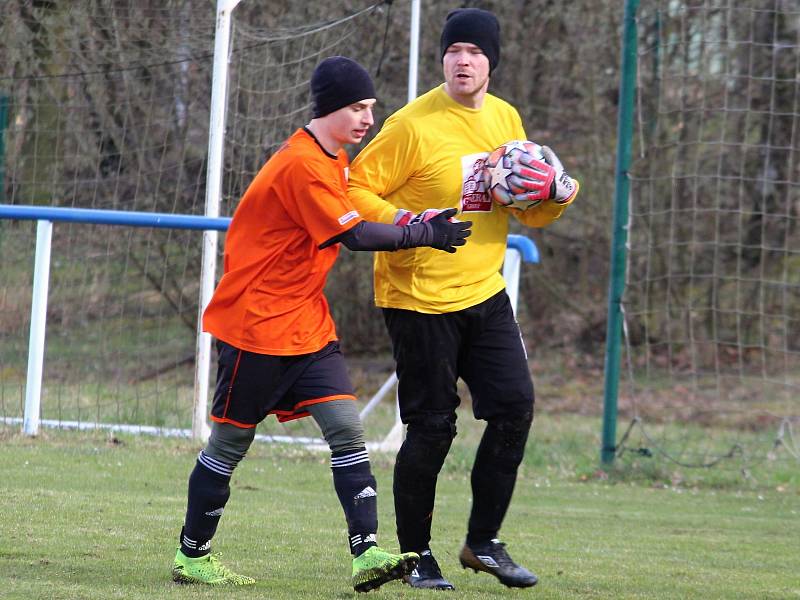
[511,151,556,204]
[541,146,578,204]
[425,208,472,253]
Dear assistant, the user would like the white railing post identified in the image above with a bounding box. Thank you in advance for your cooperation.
[359,371,398,421]
[193,0,242,442]
[23,220,53,436]
[502,247,523,316]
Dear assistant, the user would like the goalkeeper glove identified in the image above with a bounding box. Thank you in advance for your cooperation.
[423,208,472,253]
[541,146,578,204]
[402,207,472,253]
[507,149,557,205]
[394,208,455,226]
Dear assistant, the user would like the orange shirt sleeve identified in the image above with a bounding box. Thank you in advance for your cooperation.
[279,150,363,246]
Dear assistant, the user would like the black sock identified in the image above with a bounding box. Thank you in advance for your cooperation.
[179,450,234,557]
[331,448,378,556]
[467,415,532,546]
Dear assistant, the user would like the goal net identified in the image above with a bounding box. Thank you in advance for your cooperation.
[618,0,800,470]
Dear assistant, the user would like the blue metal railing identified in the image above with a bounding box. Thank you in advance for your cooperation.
[0,203,539,262]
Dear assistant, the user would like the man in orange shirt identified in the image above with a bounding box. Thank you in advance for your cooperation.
[171,56,471,592]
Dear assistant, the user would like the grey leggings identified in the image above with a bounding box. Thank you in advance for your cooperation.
[204,399,366,466]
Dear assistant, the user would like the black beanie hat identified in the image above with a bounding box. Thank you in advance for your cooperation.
[310,56,376,119]
[440,8,500,72]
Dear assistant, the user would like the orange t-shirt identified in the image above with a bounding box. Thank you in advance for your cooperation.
[203,128,363,355]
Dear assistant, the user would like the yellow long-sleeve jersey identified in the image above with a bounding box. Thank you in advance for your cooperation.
[348,84,575,314]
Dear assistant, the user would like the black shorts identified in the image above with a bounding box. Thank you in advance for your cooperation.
[382,290,534,423]
[210,340,356,427]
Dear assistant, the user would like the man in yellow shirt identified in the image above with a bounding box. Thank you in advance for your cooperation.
[348,8,578,590]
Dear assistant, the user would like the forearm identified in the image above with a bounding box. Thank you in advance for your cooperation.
[322,221,418,252]
[323,211,469,254]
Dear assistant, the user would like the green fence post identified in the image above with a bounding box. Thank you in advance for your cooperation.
[601,0,639,465]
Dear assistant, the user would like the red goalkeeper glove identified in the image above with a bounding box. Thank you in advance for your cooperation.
[541,146,578,204]
[506,148,557,205]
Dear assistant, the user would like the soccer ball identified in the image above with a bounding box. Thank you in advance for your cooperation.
[482,140,552,211]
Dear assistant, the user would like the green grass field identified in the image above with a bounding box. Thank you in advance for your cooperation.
[1,413,798,600]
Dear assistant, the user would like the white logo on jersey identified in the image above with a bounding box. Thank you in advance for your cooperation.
[338,210,359,225]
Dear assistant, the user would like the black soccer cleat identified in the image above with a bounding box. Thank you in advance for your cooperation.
[459,539,538,588]
[403,549,455,590]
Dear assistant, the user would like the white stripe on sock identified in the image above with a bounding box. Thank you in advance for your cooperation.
[198,450,234,471]
[331,450,369,468]
[198,451,234,476]
[331,450,368,462]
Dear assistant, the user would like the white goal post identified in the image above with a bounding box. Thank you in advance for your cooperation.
[193,0,243,443]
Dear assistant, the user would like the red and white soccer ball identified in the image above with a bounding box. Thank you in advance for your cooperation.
[482,140,551,211]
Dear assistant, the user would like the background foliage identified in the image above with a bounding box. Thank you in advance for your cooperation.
[0,0,621,359]
[0,1,797,468]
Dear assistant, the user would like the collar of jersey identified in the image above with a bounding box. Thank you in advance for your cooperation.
[302,126,340,159]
